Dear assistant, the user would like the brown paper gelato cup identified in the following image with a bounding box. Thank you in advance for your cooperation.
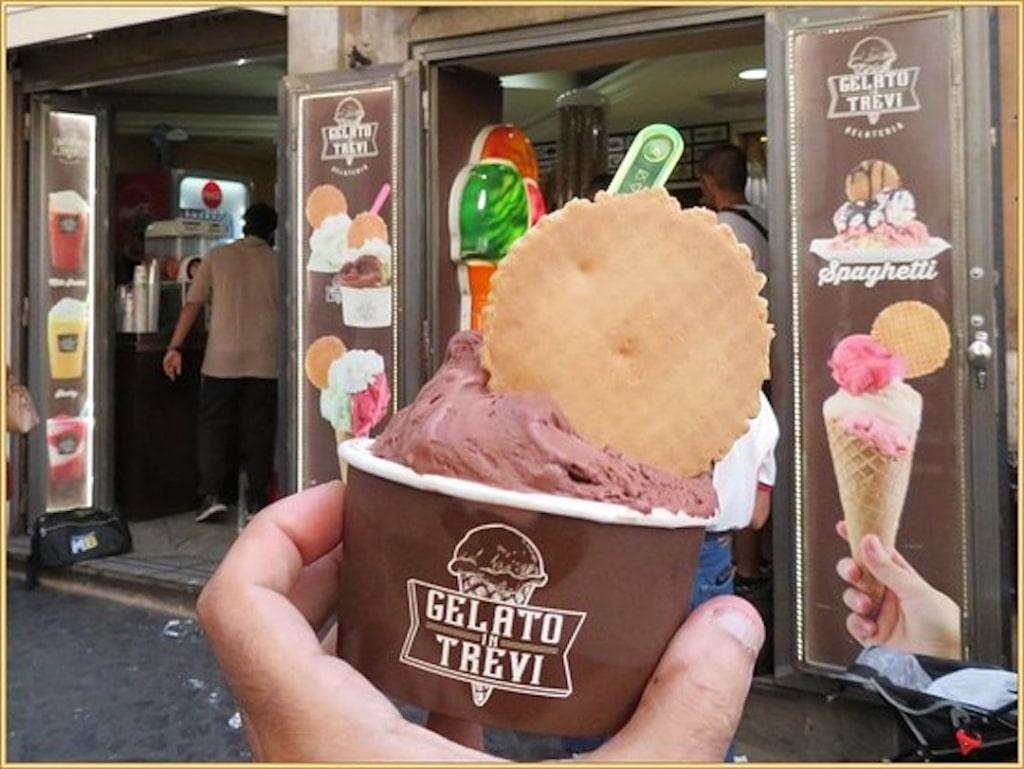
[336,438,714,736]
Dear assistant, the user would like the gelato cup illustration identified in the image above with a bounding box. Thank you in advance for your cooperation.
[336,185,394,328]
[335,239,393,327]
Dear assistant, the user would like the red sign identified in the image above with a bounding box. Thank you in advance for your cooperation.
[201,180,223,209]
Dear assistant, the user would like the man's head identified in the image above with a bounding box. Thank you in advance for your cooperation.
[698,144,748,210]
[244,203,278,243]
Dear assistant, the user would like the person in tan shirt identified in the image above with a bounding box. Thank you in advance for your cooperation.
[163,203,279,522]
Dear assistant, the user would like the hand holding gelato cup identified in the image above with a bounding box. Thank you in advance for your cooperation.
[339,436,712,735]
[336,188,772,735]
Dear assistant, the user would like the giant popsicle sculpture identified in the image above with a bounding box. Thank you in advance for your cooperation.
[449,124,543,331]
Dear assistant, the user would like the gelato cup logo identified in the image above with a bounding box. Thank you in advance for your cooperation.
[827,36,920,137]
[321,97,379,167]
[400,524,586,706]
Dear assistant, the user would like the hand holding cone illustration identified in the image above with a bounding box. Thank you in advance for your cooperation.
[823,301,951,602]
[835,521,961,659]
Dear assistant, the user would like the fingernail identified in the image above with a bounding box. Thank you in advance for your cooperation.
[710,605,765,657]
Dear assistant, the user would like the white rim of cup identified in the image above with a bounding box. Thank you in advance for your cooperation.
[339,438,718,530]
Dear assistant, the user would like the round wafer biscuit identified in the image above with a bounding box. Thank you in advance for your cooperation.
[305,335,347,390]
[306,184,348,229]
[349,212,388,248]
[481,188,772,478]
[871,301,950,378]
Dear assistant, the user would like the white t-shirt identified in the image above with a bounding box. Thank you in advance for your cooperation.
[717,204,769,275]
[710,392,779,532]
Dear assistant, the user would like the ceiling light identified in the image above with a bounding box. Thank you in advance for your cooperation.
[738,67,767,81]
[236,58,248,67]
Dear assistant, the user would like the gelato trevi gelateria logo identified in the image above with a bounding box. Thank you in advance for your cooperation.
[321,97,379,167]
[400,523,586,706]
[826,36,921,139]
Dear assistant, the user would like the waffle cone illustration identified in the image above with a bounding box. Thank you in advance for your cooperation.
[447,524,548,707]
[336,428,354,481]
[825,418,915,600]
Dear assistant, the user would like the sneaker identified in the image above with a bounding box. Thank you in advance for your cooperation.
[195,495,227,522]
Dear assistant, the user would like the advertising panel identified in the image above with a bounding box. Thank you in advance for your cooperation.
[790,13,968,668]
[294,85,401,488]
[42,111,98,512]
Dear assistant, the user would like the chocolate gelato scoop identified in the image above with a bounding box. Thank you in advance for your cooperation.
[373,331,716,516]
[337,253,385,289]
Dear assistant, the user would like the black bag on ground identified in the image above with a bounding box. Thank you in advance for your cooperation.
[26,509,132,588]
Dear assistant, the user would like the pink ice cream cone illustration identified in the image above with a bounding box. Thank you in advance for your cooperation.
[823,335,921,601]
[823,302,951,603]
[447,524,549,706]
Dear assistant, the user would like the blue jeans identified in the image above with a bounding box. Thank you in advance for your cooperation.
[692,532,735,610]
[562,534,737,761]
[692,533,737,762]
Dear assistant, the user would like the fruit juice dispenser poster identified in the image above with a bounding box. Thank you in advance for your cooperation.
[44,110,97,512]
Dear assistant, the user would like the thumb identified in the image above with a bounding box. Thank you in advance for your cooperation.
[860,535,921,600]
[593,596,763,762]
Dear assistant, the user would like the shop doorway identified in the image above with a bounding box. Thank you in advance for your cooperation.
[17,36,285,586]
[419,15,768,366]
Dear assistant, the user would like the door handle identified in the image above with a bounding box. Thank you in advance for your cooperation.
[966,330,992,389]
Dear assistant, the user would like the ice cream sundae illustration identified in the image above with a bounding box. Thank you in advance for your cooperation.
[334,184,393,328]
[823,301,951,600]
[306,182,394,328]
[304,335,390,477]
[811,159,950,264]
[447,523,549,706]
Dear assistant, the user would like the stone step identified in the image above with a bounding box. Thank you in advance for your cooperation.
[7,537,212,617]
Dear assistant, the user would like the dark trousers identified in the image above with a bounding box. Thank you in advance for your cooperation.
[198,376,277,507]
